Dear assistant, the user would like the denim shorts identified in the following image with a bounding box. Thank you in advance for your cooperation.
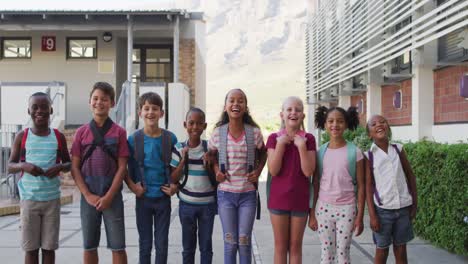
[373,206,414,249]
[269,208,309,217]
[80,192,126,251]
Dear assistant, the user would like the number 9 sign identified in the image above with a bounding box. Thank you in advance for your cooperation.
[41,36,56,51]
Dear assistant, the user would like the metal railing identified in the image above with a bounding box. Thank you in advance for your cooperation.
[112,80,138,135]
[0,124,22,199]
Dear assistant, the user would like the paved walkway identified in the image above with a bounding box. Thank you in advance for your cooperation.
[0,183,466,263]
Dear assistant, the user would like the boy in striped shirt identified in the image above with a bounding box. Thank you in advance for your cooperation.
[8,92,71,264]
[171,108,217,264]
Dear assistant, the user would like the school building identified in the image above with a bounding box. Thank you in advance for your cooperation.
[0,8,206,140]
[305,0,467,143]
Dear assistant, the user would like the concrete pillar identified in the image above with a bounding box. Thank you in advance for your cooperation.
[173,15,180,83]
[338,95,351,109]
[366,83,382,116]
[127,16,133,82]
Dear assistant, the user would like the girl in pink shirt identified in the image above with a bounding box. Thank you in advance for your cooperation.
[309,106,365,264]
[266,96,316,264]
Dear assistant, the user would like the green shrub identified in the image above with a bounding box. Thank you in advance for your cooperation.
[404,141,468,255]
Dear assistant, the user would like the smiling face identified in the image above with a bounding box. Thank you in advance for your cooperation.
[29,95,52,128]
[89,88,114,118]
[367,115,390,141]
[281,97,305,130]
[139,100,163,128]
[184,111,207,140]
[224,89,247,121]
[325,110,347,139]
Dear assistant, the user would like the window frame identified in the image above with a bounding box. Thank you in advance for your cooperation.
[1,37,32,59]
[132,44,173,83]
[66,37,98,59]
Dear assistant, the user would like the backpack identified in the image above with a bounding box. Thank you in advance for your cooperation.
[218,123,262,220]
[80,118,117,168]
[368,144,412,206]
[178,140,217,198]
[310,141,357,208]
[133,128,173,187]
[20,127,64,178]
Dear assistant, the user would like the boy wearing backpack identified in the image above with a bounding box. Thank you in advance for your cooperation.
[125,92,178,264]
[170,107,217,264]
[8,92,71,264]
[71,82,129,264]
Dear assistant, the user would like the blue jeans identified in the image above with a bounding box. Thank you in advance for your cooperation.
[179,200,216,264]
[217,190,257,264]
[135,196,171,264]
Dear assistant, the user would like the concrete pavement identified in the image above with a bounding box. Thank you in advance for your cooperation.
[0,183,466,263]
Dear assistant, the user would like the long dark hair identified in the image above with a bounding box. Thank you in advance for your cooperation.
[215,88,260,128]
[315,106,359,130]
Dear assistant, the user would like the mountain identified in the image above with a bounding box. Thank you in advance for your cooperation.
[177,0,308,130]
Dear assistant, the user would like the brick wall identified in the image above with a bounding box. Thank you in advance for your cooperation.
[381,79,412,125]
[351,93,367,126]
[179,39,196,105]
[434,66,468,124]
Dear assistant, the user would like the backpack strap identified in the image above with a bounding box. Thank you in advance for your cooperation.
[178,142,189,189]
[81,118,116,168]
[133,129,146,186]
[202,140,218,187]
[244,125,256,173]
[368,149,383,206]
[20,128,29,163]
[218,124,229,173]
[160,129,173,184]
[391,144,413,196]
[310,142,329,208]
[346,141,357,194]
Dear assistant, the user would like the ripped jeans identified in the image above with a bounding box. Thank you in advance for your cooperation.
[217,190,257,264]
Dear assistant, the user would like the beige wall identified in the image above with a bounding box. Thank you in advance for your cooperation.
[0,31,117,125]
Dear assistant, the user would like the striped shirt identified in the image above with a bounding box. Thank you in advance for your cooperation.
[18,128,60,201]
[170,141,215,204]
[209,126,264,193]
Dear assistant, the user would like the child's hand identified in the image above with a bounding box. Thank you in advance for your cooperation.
[247,169,260,183]
[277,135,291,146]
[22,163,44,176]
[308,214,318,231]
[180,147,189,162]
[216,171,229,182]
[369,215,380,232]
[44,164,63,178]
[410,204,417,220]
[85,193,101,207]
[133,182,146,198]
[293,135,307,149]
[161,183,178,196]
[96,195,112,211]
[353,219,364,236]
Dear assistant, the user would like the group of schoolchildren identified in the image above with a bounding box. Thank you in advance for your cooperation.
[8,81,418,264]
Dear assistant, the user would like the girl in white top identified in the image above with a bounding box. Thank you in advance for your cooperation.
[365,115,418,264]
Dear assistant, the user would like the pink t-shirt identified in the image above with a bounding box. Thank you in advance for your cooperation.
[318,146,363,205]
[209,126,264,193]
[266,131,316,211]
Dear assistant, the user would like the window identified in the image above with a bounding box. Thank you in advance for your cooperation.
[437,0,468,62]
[2,38,31,58]
[67,38,97,59]
[132,45,173,83]
[392,17,412,74]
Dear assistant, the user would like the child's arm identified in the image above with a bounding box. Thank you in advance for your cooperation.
[247,145,267,182]
[365,158,380,232]
[209,149,229,182]
[267,135,288,176]
[44,132,71,177]
[8,131,44,176]
[294,135,316,177]
[96,157,127,211]
[308,168,320,231]
[170,147,188,183]
[400,149,418,219]
[354,159,365,236]
[71,155,100,207]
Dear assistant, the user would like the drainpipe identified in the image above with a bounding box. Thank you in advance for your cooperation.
[127,15,134,82]
[173,15,180,83]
